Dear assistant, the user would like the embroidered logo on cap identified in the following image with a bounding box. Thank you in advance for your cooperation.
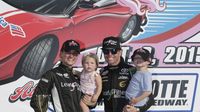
[104,40,117,46]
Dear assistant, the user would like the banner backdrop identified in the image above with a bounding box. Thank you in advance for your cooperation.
[0,0,200,112]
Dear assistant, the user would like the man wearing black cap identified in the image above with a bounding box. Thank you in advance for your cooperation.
[98,36,136,112]
[30,40,82,112]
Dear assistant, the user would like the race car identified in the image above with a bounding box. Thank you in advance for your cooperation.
[0,0,146,85]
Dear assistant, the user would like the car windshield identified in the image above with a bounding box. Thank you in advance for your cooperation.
[3,0,79,15]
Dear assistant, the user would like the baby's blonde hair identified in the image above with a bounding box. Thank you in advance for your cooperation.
[82,53,99,70]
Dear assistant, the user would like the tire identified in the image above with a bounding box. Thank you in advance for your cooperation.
[119,15,143,43]
[14,35,59,80]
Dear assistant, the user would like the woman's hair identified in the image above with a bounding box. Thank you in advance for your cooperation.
[82,53,99,69]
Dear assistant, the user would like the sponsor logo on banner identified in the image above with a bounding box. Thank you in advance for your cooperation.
[9,81,36,102]
[151,73,198,111]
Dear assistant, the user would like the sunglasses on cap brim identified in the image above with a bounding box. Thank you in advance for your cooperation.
[102,49,119,54]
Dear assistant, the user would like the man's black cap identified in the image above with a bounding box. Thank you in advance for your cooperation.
[102,36,121,50]
[61,40,80,53]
